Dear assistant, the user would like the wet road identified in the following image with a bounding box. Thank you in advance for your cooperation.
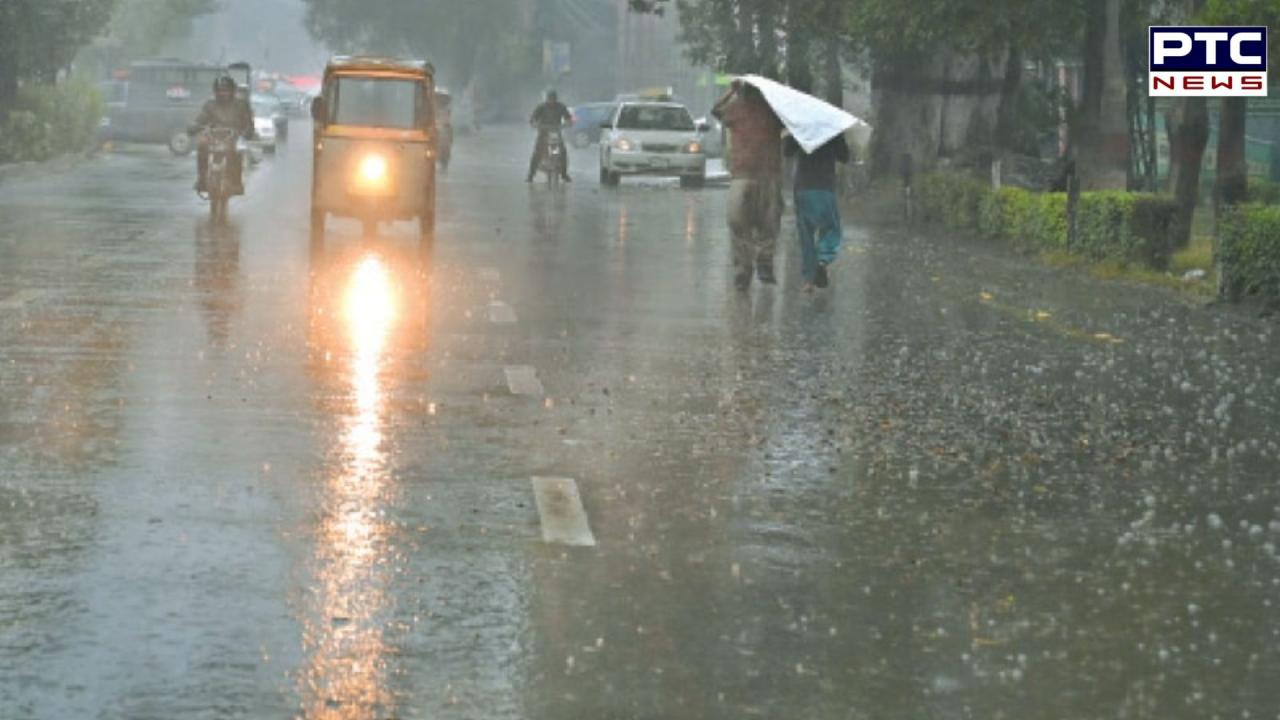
[3,125,1280,719]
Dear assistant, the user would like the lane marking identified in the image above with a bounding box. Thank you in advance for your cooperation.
[531,477,596,547]
[504,365,544,396]
[487,301,517,324]
[478,267,501,283]
[0,289,45,309]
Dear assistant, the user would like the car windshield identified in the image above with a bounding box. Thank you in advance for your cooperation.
[616,105,694,131]
[331,76,425,129]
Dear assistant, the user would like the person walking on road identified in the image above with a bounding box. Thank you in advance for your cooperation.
[712,80,784,290]
[785,132,850,289]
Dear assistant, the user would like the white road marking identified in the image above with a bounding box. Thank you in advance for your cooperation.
[504,365,544,396]
[478,267,501,283]
[0,289,45,309]
[487,301,517,324]
[531,477,596,547]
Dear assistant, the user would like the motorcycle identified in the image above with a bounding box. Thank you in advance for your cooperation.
[539,131,565,187]
[201,127,245,221]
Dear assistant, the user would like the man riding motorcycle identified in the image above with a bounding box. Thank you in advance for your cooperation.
[526,89,572,183]
[189,76,255,195]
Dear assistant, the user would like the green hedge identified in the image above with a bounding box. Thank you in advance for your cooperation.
[1246,179,1280,205]
[1218,203,1280,302]
[916,173,1180,269]
[0,78,103,163]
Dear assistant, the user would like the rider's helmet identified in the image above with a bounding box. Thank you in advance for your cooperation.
[213,75,237,100]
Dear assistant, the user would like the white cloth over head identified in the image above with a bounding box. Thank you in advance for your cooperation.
[735,74,867,154]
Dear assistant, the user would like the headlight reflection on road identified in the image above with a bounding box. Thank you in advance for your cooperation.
[301,252,400,719]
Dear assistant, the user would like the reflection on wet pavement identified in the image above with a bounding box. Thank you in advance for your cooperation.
[299,253,397,718]
[2,127,1279,719]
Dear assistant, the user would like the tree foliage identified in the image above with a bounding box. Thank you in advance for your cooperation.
[107,0,221,58]
[301,0,533,92]
[1,0,116,107]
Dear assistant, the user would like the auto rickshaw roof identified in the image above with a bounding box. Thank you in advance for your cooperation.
[325,56,433,78]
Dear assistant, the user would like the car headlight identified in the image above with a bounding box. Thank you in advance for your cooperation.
[683,141,702,154]
[614,137,635,152]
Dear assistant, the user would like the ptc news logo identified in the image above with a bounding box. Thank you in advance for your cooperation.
[1150,26,1268,97]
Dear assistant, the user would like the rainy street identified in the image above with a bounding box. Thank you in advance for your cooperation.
[2,125,1280,719]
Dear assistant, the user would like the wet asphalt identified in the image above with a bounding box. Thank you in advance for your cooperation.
[2,124,1280,719]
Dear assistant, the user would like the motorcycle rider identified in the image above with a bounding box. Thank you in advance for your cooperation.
[189,75,255,195]
[526,89,572,182]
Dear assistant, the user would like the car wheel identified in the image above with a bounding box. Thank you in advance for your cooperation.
[168,130,193,156]
[680,174,705,189]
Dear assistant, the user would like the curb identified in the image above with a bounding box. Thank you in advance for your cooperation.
[0,149,101,185]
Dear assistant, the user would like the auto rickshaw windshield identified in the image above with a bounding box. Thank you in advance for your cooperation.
[331,76,427,130]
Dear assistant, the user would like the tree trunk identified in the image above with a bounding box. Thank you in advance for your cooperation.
[993,45,1023,153]
[1167,97,1209,249]
[729,2,756,73]
[823,32,842,107]
[755,2,780,79]
[868,48,1005,179]
[785,5,813,93]
[1079,0,1106,127]
[1077,0,1130,190]
[1214,97,1248,216]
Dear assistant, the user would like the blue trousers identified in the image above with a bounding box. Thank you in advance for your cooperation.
[794,189,842,282]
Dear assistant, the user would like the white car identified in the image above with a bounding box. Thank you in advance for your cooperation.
[599,102,708,188]
[250,96,282,155]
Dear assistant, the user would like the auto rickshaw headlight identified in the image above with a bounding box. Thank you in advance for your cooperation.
[358,154,388,186]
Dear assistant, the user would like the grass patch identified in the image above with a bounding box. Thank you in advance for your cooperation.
[1170,234,1214,275]
[1042,248,1216,298]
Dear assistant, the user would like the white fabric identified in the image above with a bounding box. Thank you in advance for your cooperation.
[736,74,868,154]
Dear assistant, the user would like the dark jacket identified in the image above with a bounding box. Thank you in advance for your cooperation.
[785,134,850,191]
[530,101,572,132]
[192,97,255,137]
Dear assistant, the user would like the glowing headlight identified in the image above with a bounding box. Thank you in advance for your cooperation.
[614,137,635,152]
[358,154,388,185]
[683,141,703,154]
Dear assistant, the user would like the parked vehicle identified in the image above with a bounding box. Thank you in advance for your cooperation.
[692,115,724,158]
[104,58,239,155]
[310,56,438,247]
[251,94,288,151]
[599,101,708,188]
[568,102,616,147]
[95,79,128,144]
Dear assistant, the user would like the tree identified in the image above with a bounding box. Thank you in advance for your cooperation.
[848,0,1085,177]
[1200,0,1280,215]
[1074,0,1130,190]
[302,0,534,115]
[0,0,116,109]
[107,0,221,58]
